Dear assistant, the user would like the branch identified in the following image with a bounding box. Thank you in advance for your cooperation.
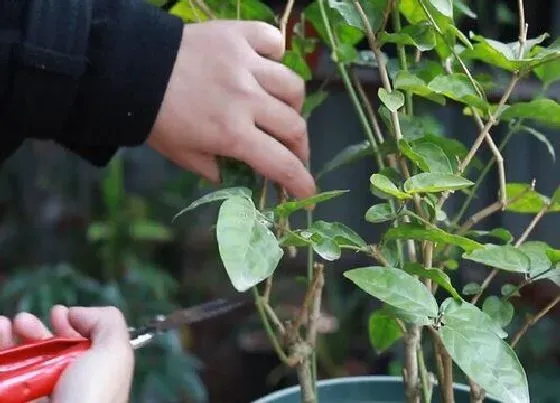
[294,263,324,331]
[515,202,550,246]
[511,294,560,348]
[279,0,295,38]
[192,0,217,19]
[350,69,385,145]
[306,263,325,347]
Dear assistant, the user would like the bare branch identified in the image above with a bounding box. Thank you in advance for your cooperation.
[511,294,560,348]
[306,263,325,347]
[279,0,295,39]
[350,70,385,145]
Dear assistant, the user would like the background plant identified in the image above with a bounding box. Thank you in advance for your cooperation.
[171,0,560,402]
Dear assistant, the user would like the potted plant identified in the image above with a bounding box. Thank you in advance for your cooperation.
[171,0,560,402]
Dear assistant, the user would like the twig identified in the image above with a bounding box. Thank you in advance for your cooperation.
[350,69,385,145]
[294,263,324,331]
[306,263,325,347]
[469,379,485,403]
[369,244,391,267]
[517,0,528,59]
[192,0,216,19]
[515,202,551,246]
[279,0,295,38]
[187,0,202,22]
[404,324,421,403]
[264,303,286,335]
[511,294,560,348]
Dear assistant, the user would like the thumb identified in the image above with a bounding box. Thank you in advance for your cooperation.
[67,306,131,348]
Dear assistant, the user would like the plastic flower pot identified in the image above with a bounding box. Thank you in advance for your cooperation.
[253,376,500,403]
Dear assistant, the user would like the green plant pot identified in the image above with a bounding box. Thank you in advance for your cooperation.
[253,376,500,403]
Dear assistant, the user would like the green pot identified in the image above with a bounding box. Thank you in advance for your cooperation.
[253,376,500,403]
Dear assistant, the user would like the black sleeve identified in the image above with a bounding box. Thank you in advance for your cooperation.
[0,0,184,166]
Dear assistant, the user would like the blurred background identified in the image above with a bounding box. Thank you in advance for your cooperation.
[1,0,560,402]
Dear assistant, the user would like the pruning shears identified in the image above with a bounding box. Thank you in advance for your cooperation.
[0,298,247,403]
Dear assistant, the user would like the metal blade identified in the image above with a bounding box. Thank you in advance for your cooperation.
[151,297,248,333]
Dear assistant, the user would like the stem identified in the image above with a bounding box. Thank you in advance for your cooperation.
[469,379,485,403]
[404,325,420,403]
[391,0,413,116]
[417,344,431,403]
[511,294,560,348]
[279,0,295,38]
[192,0,216,19]
[441,349,454,403]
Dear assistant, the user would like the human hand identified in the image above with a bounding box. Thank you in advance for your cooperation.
[0,306,134,403]
[148,20,316,199]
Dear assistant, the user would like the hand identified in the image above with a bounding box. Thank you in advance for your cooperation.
[0,306,134,403]
[148,20,316,199]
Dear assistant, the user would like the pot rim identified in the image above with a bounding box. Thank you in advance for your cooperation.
[253,375,473,403]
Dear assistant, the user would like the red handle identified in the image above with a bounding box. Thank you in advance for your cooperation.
[0,336,91,403]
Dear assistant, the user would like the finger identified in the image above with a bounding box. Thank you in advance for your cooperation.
[252,59,306,112]
[254,94,309,162]
[241,22,285,61]
[230,128,316,199]
[13,312,52,341]
[0,316,14,349]
[51,305,82,337]
[68,306,131,348]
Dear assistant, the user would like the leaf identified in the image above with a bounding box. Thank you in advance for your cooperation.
[398,114,444,140]
[205,0,275,21]
[384,223,483,253]
[404,173,474,193]
[441,298,507,338]
[413,134,483,172]
[129,220,173,241]
[327,0,389,34]
[370,173,412,200]
[378,88,405,112]
[283,50,312,80]
[399,140,452,173]
[365,203,396,223]
[393,71,445,105]
[482,296,514,327]
[463,245,530,274]
[302,91,329,119]
[501,99,560,128]
[275,190,349,217]
[216,196,283,292]
[464,228,513,244]
[169,1,209,22]
[312,236,341,260]
[427,73,488,109]
[383,304,432,326]
[501,284,521,298]
[453,0,476,18]
[368,310,403,353]
[403,263,461,300]
[534,54,560,87]
[439,325,529,403]
[518,241,552,278]
[379,22,436,51]
[344,266,439,318]
[174,187,251,220]
[505,183,552,213]
[335,43,359,63]
[462,283,482,296]
[464,32,550,72]
[310,221,367,248]
[317,140,372,178]
[305,1,364,47]
[428,0,453,18]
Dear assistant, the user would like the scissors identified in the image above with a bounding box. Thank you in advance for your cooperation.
[0,297,247,403]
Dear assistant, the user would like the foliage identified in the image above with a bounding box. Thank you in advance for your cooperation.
[171,0,560,402]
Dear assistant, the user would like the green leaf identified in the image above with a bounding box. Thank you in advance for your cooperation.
[383,303,433,326]
[312,236,342,260]
[129,220,173,241]
[453,0,476,18]
[384,223,483,253]
[482,296,514,327]
[518,241,552,278]
[404,173,474,193]
[174,187,251,220]
[464,228,513,244]
[216,196,283,292]
[365,203,396,223]
[310,221,367,248]
[302,91,329,120]
[464,32,550,72]
[275,190,349,217]
[399,140,452,173]
[204,0,275,21]
[327,0,389,34]
[439,326,529,403]
[441,298,507,338]
[335,43,359,63]
[317,140,372,178]
[278,231,311,248]
[169,1,209,22]
[398,114,444,140]
[463,245,530,274]
[403,263,461,300]
[283,50,312,80]
[413,134,483,172]
[428,0,453,18]
[344,266,439,318]
[427,74,488,110]
[501,284,521,298]
[378,88,405,112]
[368,310,403,353]
[379,22,436,51]
[462,283,482,296]
[534,54,560,87]
[393,71,446,105]
[305,1,364,47]
[505,183,552,213]
[370,173,412,200]
[502,99,560,128]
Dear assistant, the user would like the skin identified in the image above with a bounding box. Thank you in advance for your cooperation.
[0,306,134,403]
[148,20,317,199]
